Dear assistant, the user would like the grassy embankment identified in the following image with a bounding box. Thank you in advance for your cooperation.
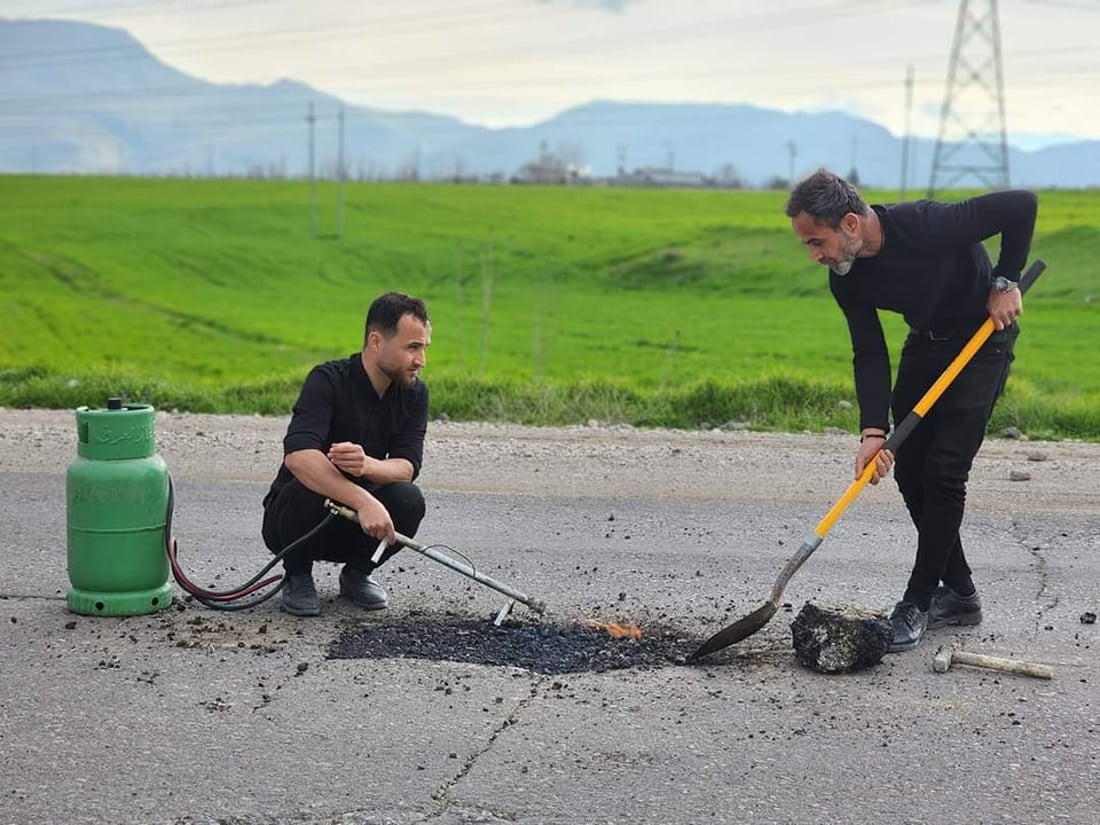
[1,176,1097,438]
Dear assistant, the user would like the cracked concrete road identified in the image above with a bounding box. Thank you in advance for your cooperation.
[1,409,1097,824]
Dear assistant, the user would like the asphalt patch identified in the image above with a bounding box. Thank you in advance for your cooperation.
[327,615,700,674]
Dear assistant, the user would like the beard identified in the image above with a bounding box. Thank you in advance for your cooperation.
[829,230,865,276]
[382,362,418,389]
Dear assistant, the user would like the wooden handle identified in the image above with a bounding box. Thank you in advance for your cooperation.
[951,650,1054,680]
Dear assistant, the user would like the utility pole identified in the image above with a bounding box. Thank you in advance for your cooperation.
[901,65,914,200]
[928,0,1010,196]
[787,140,797,186]
[336,104,346,240]
[307,101,317,238]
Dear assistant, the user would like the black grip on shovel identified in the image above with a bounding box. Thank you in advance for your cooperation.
[1018,259,1047,294]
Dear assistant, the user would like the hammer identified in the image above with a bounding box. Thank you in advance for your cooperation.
[932,645,1054,680]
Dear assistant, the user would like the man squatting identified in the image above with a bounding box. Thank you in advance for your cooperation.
[262,292,431,616]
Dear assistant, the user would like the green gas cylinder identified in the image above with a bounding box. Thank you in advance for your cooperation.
[66,398,173,616]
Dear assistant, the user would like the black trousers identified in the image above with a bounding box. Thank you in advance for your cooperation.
[261,479,425,576]
[890,324,1018,609]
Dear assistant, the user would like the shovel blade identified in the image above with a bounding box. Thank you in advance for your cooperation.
[689,601,777,661]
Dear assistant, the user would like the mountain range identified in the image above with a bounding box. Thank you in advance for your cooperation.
[3,17,1100,189]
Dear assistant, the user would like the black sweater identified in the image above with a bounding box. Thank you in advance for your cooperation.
[830,190,1038,432]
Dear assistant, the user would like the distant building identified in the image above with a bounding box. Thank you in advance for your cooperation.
[513,158,590,185]
[612,166,713,188]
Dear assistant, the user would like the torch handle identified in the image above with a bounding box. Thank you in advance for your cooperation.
[323,499,546,614]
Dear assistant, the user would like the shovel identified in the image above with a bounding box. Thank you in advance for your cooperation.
[690,258,1046,661]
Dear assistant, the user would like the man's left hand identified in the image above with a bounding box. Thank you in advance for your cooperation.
[328,441,372,479]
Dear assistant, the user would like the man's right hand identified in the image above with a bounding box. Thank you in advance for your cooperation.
[285,449,398,543]
[355,495,396,545]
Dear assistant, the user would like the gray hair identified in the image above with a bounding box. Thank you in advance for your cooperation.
[785,169,868,228]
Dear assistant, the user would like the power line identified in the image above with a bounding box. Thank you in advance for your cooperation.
[2,0,922,72]
[4,3,1091,121]
[0,58,946,119]
[1,0,1093,168]
[0,1,537,66]
[0,0,940,116]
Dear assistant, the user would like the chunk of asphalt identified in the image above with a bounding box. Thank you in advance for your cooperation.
[790,602,892,674]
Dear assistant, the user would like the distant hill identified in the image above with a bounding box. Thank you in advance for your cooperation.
[2,17,1099,188]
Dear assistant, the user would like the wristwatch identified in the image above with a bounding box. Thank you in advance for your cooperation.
[992,275,1019,293]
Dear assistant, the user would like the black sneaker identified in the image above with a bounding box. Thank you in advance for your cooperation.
[339,566,389,611]
[888,600,928,652]
[281,573,320,617]
[928,586,983,629]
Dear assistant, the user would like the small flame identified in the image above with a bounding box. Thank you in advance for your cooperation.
[585,619,642,640]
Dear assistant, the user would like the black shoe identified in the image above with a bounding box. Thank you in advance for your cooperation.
[281,573,320,617]
[928,586,983,629]
[888,600,928,652]
[339,566,388,611]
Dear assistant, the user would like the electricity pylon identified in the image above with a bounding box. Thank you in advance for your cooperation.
[928,0,1010,195]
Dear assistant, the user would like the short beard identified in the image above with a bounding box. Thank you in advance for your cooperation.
[383,364,417,389]
[832,258,856,277]
[831,230,864,277]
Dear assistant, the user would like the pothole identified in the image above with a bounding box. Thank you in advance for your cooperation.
[327,615,701,674]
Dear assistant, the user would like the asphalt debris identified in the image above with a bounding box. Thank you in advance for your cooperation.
[327,615,700,675]
[790,602,891,673]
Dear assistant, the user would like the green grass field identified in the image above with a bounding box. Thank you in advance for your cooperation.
[2,176,1098,438]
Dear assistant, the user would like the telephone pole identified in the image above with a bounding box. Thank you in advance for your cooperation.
[337,104,346,240]
[928,0,1010,196]
[901,65,914,200]
[307,101,317,238]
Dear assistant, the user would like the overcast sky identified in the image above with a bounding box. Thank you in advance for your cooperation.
[7,0,1099,147]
